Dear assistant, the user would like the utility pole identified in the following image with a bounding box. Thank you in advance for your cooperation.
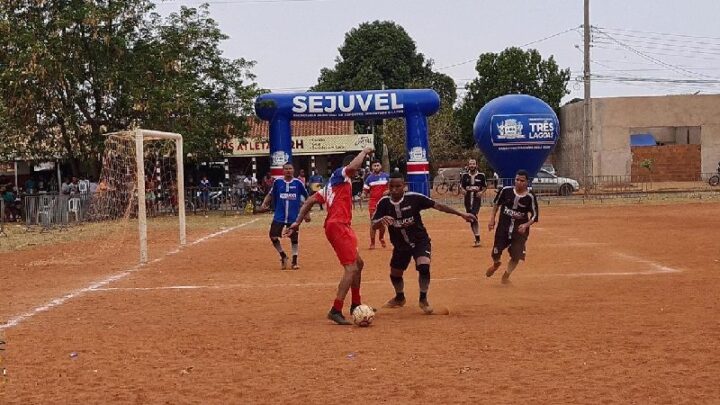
[583,0,593,187]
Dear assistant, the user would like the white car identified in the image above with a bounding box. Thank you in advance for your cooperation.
[531,169,579,196]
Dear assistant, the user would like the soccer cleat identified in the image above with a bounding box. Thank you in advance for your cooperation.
[380,239,387,248]
[280,256,288,270]
[382,296,406,308]
[327,309,352,325]
[486,262,501,278]
[473,240,481,248]
[369,243,376,250]
[501,272,512,284]
[419,299,434,315]
[291,263,300,270]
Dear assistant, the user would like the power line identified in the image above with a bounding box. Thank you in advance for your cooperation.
[592,27,720,80]
[593,31,720,49]
[591,44,720,61]
[436,26,579,70]
[592,40,720,57]
[595,26,720,42]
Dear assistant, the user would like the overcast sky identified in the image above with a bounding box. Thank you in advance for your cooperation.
[156,0,720,103]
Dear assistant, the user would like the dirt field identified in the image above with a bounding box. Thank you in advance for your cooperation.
[1,201,719,404]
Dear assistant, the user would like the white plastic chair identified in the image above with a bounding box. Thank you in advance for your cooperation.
[68,197,81,222]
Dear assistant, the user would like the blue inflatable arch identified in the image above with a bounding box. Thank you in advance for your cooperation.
[254,89,440,196]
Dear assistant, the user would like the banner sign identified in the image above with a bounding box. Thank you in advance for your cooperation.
[231,134,374,157]
[490,114,558,150]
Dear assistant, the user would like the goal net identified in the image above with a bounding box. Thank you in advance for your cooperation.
[88,129,186,263]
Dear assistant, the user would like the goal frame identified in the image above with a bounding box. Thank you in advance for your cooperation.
[104,128,186,263]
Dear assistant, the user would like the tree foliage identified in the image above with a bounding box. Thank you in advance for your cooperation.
[313,20,455,106]
[456,47,570,147]
[383,107,472,171]
[0,2,259,175]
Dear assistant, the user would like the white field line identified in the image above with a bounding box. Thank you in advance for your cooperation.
[92,277,465,292]
[0,218,260,331]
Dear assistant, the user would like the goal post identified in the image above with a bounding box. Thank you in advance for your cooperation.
[99,128,186,264]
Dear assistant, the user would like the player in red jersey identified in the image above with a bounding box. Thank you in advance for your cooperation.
[285,146,375,325]
[362,159,390,249]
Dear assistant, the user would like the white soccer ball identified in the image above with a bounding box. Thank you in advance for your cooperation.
[352,304,375,327]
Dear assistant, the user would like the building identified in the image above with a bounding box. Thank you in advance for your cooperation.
[225,119,373,181]
[556,94,720,183]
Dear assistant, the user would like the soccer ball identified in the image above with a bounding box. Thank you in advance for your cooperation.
[352,305,375,327]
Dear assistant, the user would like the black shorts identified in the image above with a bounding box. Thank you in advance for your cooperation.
[464,193,481,214]
[390,239,431,270]
[269,221,298,242]
[492,228,528,262]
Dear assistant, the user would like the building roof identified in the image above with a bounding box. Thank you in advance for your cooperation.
[246,118,355,138]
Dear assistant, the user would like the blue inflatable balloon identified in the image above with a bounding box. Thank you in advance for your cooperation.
[473,94,559,182]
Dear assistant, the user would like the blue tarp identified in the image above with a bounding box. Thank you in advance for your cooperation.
[630,133,656,146]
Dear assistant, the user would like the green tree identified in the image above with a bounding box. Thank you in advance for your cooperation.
[383,107,471,172]
[0,2,259,175]
[313,20,455,106]
[456,47,570,148]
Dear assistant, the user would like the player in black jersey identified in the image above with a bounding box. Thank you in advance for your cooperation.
[460,159,487,247]
[372,172,476,314]
[486,169,539,284]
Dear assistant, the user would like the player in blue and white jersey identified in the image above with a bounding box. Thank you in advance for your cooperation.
[260,163,309,270]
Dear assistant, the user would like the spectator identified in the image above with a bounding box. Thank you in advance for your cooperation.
[61,177,71,195]
[2,186,17,221]
[308,171,325,211]
[262,172,274,195]
[298,169,307,186]
[69,176,80,194]
[24,177,36,194]
[146,175,157,216]
[199,175,211,211]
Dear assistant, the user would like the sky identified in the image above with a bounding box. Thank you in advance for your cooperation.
[154,0,720,103]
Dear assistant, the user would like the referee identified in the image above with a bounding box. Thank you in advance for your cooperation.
[459,159,487,247]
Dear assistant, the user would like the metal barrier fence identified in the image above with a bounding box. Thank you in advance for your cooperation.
[8,171,719,231]
[23,194,92,230]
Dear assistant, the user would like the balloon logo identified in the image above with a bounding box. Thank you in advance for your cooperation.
[473,94,559,183]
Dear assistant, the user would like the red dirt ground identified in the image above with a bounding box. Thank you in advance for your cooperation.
[1,202,719,404]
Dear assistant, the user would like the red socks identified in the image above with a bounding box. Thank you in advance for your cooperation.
[333,289,361,312]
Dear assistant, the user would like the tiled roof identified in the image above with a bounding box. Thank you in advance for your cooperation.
[246,118,355,138]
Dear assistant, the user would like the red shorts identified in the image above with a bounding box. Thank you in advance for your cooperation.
[324,222,358,266]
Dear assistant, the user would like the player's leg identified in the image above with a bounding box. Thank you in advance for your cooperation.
[269,221,288,270]
[378,222,386,248]
[464,193,479,246]
[383,249,411,308]
[470,198,481,247]
[326,224,359,325]
[502,233,528,284]
[349,254,365,315]
[414,240,433,314]
[486,229,509,277]
[369,208,377,249]
[288,223,300,269]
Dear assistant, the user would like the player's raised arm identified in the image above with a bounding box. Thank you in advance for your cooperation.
[344,146,374,177]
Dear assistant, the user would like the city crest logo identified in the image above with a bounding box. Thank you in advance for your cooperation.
[496,118,525,140]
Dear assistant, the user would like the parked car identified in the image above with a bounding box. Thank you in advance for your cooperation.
[541,164,556,176]
[531,169,579,196]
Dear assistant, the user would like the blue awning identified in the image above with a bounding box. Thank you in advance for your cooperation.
[630,133,656,147]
